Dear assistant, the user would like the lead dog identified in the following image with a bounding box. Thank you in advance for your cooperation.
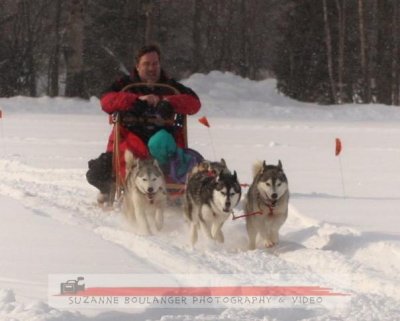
[122,157,167,235]
[245,160,289,249]
[184,160,241,246]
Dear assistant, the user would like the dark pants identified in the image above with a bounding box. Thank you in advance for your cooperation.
[86,152,113,194]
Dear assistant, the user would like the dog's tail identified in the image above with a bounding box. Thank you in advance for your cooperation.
[252,160,264,178]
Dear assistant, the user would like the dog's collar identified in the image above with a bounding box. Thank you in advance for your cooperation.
[206,169,217,178]
[257,192,276,216]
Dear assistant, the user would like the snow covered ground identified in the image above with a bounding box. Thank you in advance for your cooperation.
[0,71,400,320]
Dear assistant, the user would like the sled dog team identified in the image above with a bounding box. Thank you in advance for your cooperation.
[122,154,289,250]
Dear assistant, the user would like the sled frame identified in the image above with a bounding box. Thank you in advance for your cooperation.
[111,82,188,203]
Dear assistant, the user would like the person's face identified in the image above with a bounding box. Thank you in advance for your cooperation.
[136,51,161,84]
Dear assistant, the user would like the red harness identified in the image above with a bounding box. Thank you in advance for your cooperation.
[232,203,274,220]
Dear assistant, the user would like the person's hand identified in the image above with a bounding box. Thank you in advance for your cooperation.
[156,100,175,120]
[138,94,160,107]
[130,99,148,117]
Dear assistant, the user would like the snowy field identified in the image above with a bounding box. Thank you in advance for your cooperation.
[0,71,400,320]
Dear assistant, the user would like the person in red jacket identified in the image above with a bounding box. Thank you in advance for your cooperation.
[87,44,201,203]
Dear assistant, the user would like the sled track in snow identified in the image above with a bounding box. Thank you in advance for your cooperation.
[1,159,400,320]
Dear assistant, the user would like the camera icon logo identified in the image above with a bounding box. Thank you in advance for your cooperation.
[60,277,85,295]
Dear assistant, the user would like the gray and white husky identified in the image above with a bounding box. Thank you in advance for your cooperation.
[184,160,241,246]
[189,158,228,177]
[245,160,289,250]
[122,157,167,235]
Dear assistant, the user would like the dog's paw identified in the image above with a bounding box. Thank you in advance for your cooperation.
[135,227,153,236]
[265,240,276,248]
[271,232,280,244]
[214,230,224,243]
[155,216,164,231]
[190,224,199,246]
[248,244,256,251]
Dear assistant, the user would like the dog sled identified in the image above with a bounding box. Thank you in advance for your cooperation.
[109,82,203,205]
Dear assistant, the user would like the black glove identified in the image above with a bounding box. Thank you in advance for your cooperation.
[156,100,175,120]
[130,99,148,117]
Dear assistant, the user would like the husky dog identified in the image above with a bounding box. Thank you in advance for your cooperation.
[184,161,241,245]
[245,160,289,250]
[189,158,228,177]
[122,157,167,235]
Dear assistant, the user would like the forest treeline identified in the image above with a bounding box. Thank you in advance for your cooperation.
[1,0,399,105]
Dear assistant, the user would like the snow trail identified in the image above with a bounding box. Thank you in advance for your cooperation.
[1,158,400,320]
[1,73,400,320]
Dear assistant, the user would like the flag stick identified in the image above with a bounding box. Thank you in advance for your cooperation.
[0,109,4,155]
[207,128,217,160]
[335,138,346,198]
[199,116,217,160]
[337,155,346,198]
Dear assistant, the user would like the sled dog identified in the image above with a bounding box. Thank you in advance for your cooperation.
[184,160,241,245]
[245,160,289,249]
[123,157,167,235]
[189,158,228,177]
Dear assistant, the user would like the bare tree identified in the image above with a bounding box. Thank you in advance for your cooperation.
[358,0,371,102]
[369,0,378,103]
[335,0,345,103]
[48,0,62,97]
[192,0,203,73]
[21,0,36,96]
[391,0,400,105]
[322,0,337,103]
[143,0,154,45]
[64,0,85,97]
[239,0,248,77]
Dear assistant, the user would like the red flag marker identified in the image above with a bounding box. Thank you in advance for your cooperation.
[198,116,210,128]
[335,137,346,197]
[335,138,342,156]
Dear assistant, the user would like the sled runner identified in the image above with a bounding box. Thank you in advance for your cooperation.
[110,82,201,205]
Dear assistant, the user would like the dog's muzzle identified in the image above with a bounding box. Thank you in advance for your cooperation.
[223,201,231,213]
[270,193,278,207]
[144,187,156,203]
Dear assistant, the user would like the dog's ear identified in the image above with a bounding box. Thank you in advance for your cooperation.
[124,150,137,171]
[220,158,227,167]
[262,160,267,172]
[152,158,163,173]
[152,158,159,167]
[232,171,242,193]
[278,160,283,169]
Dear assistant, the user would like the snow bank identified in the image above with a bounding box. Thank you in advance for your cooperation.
[0,96,101,115]
[1,71,400,321]
[2,71,400,121]
[184,71,400,121]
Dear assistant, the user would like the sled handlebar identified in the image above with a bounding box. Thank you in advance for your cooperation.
[121,82,180,95]
[114,82,181,126]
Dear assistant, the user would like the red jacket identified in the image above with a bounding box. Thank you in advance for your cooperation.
[101,70,200,116]
[100,70,201,177]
